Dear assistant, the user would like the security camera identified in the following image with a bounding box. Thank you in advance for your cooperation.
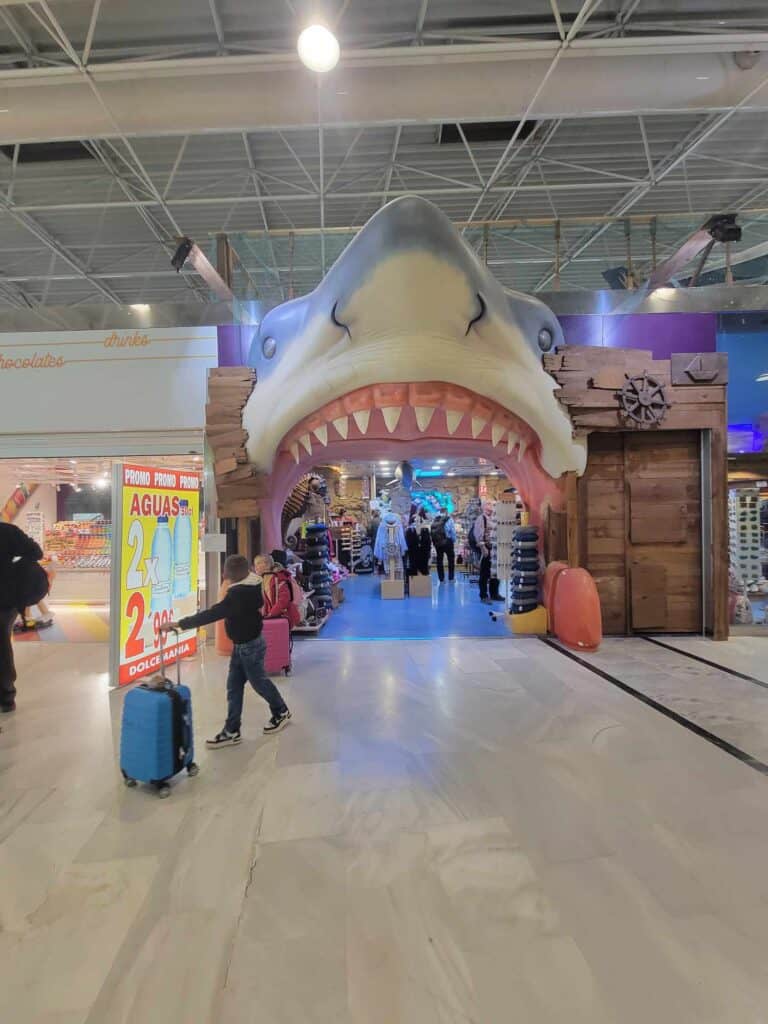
[171,237,194,272]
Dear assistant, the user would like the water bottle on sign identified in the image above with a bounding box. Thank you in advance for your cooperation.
[173,499,192,598]
[150,516,173,613]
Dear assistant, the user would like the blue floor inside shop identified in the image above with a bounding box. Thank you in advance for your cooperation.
[316,572,506,640]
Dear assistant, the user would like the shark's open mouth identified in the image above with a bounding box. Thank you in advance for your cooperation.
[258,379,572,552]
[277,381,538,468]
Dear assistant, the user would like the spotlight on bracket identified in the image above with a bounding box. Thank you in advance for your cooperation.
[704,214,742,245]
[171,237,194,272]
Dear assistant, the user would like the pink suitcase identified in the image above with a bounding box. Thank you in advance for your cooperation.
[262,617,292,676]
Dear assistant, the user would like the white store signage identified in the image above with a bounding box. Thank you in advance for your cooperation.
[0,326,218,438]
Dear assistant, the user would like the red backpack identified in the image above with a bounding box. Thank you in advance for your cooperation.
[263,571,302,628]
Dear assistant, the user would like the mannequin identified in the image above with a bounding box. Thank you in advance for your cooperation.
[374,509,407,577]
[406,505,432,576]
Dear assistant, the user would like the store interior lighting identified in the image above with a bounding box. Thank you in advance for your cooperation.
[297,24,340,73]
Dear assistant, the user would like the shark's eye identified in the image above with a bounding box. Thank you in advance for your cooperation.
[538,327,554,352]
[262,337,277,359]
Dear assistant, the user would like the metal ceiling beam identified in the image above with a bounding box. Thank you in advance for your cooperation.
[4,178,667,217]
[318,124,326,271]
[82,0,102,65]
[380,125,402,209]
[1,38,768,143]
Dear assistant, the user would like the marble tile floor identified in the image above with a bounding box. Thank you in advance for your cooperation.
[3,636,768,1022]
[570,636,768,766]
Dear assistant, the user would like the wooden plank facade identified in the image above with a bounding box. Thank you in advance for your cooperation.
[548,345,728,640]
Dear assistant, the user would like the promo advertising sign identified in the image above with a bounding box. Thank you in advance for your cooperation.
[111,463,201,687]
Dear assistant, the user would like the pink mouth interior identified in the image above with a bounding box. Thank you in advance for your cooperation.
[256,381,566,550]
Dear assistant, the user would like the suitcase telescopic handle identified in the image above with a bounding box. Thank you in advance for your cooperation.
[160,626,181,687]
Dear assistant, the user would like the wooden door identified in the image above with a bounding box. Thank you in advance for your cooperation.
[625,431,702,633]
[580,431,702,634]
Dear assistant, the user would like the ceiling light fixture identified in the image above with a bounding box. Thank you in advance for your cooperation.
[436,459,447,464]
[297,24,340,73]
[756,373,768,382]
[130,303,150,312]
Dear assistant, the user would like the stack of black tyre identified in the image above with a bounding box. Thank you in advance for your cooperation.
[304,522,333,616]
[509,525,540,615]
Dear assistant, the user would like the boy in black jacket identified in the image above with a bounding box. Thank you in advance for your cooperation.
[162,554,290,747]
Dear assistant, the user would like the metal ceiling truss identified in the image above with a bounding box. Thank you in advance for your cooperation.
[0,2,765,305]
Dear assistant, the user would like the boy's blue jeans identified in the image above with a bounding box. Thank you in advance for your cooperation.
[225,636,288,733]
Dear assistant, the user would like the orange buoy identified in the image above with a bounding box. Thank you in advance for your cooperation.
[215,578,233,656]
[542,560,568,631]
[552,567,603,652]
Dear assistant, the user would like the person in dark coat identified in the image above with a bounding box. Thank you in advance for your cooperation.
[0,522,43,712]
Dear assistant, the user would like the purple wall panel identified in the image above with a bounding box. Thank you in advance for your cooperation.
[559,311,717,358]
[557,315,602,347]
[217,324,250,366]
[602,312,716,356]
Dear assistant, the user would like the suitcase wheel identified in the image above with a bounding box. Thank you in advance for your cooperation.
[187,762,200,777]
[155,782,172,799]
[121,769,138,788]
[284,666,292,676]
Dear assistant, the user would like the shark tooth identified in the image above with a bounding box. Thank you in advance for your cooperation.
[471,416,487,439]
[298,433,312,456]
[414,406,436,432]
[332,416,349,440]
[312,424,328,447]
[381,406,402,433]
[289,442,301,464]
[445,410,463,435]
[352,409,371,435]
[507,431,519,455]
[517,438,528,461]
[491,423,506,448]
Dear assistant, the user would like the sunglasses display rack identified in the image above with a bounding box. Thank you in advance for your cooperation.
[729,488,762,588]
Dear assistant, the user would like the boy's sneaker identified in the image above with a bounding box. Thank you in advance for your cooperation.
[263,710,292,734]
[206,729,241,748]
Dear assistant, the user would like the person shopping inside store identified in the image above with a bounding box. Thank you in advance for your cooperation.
[431,507,456,583]
[254,553,302,628]
[0,521,44,713]
[161,554,291,746]
[472,503,503,604]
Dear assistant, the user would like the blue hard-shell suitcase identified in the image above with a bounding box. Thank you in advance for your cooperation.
[120,632,198,797]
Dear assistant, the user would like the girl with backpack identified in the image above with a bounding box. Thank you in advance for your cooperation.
[254,553,302,628]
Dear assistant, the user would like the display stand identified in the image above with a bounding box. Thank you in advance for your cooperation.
[729,488,762,587]
[410,574,432,597]
[381,522,405,600]
[293,611,332,635]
